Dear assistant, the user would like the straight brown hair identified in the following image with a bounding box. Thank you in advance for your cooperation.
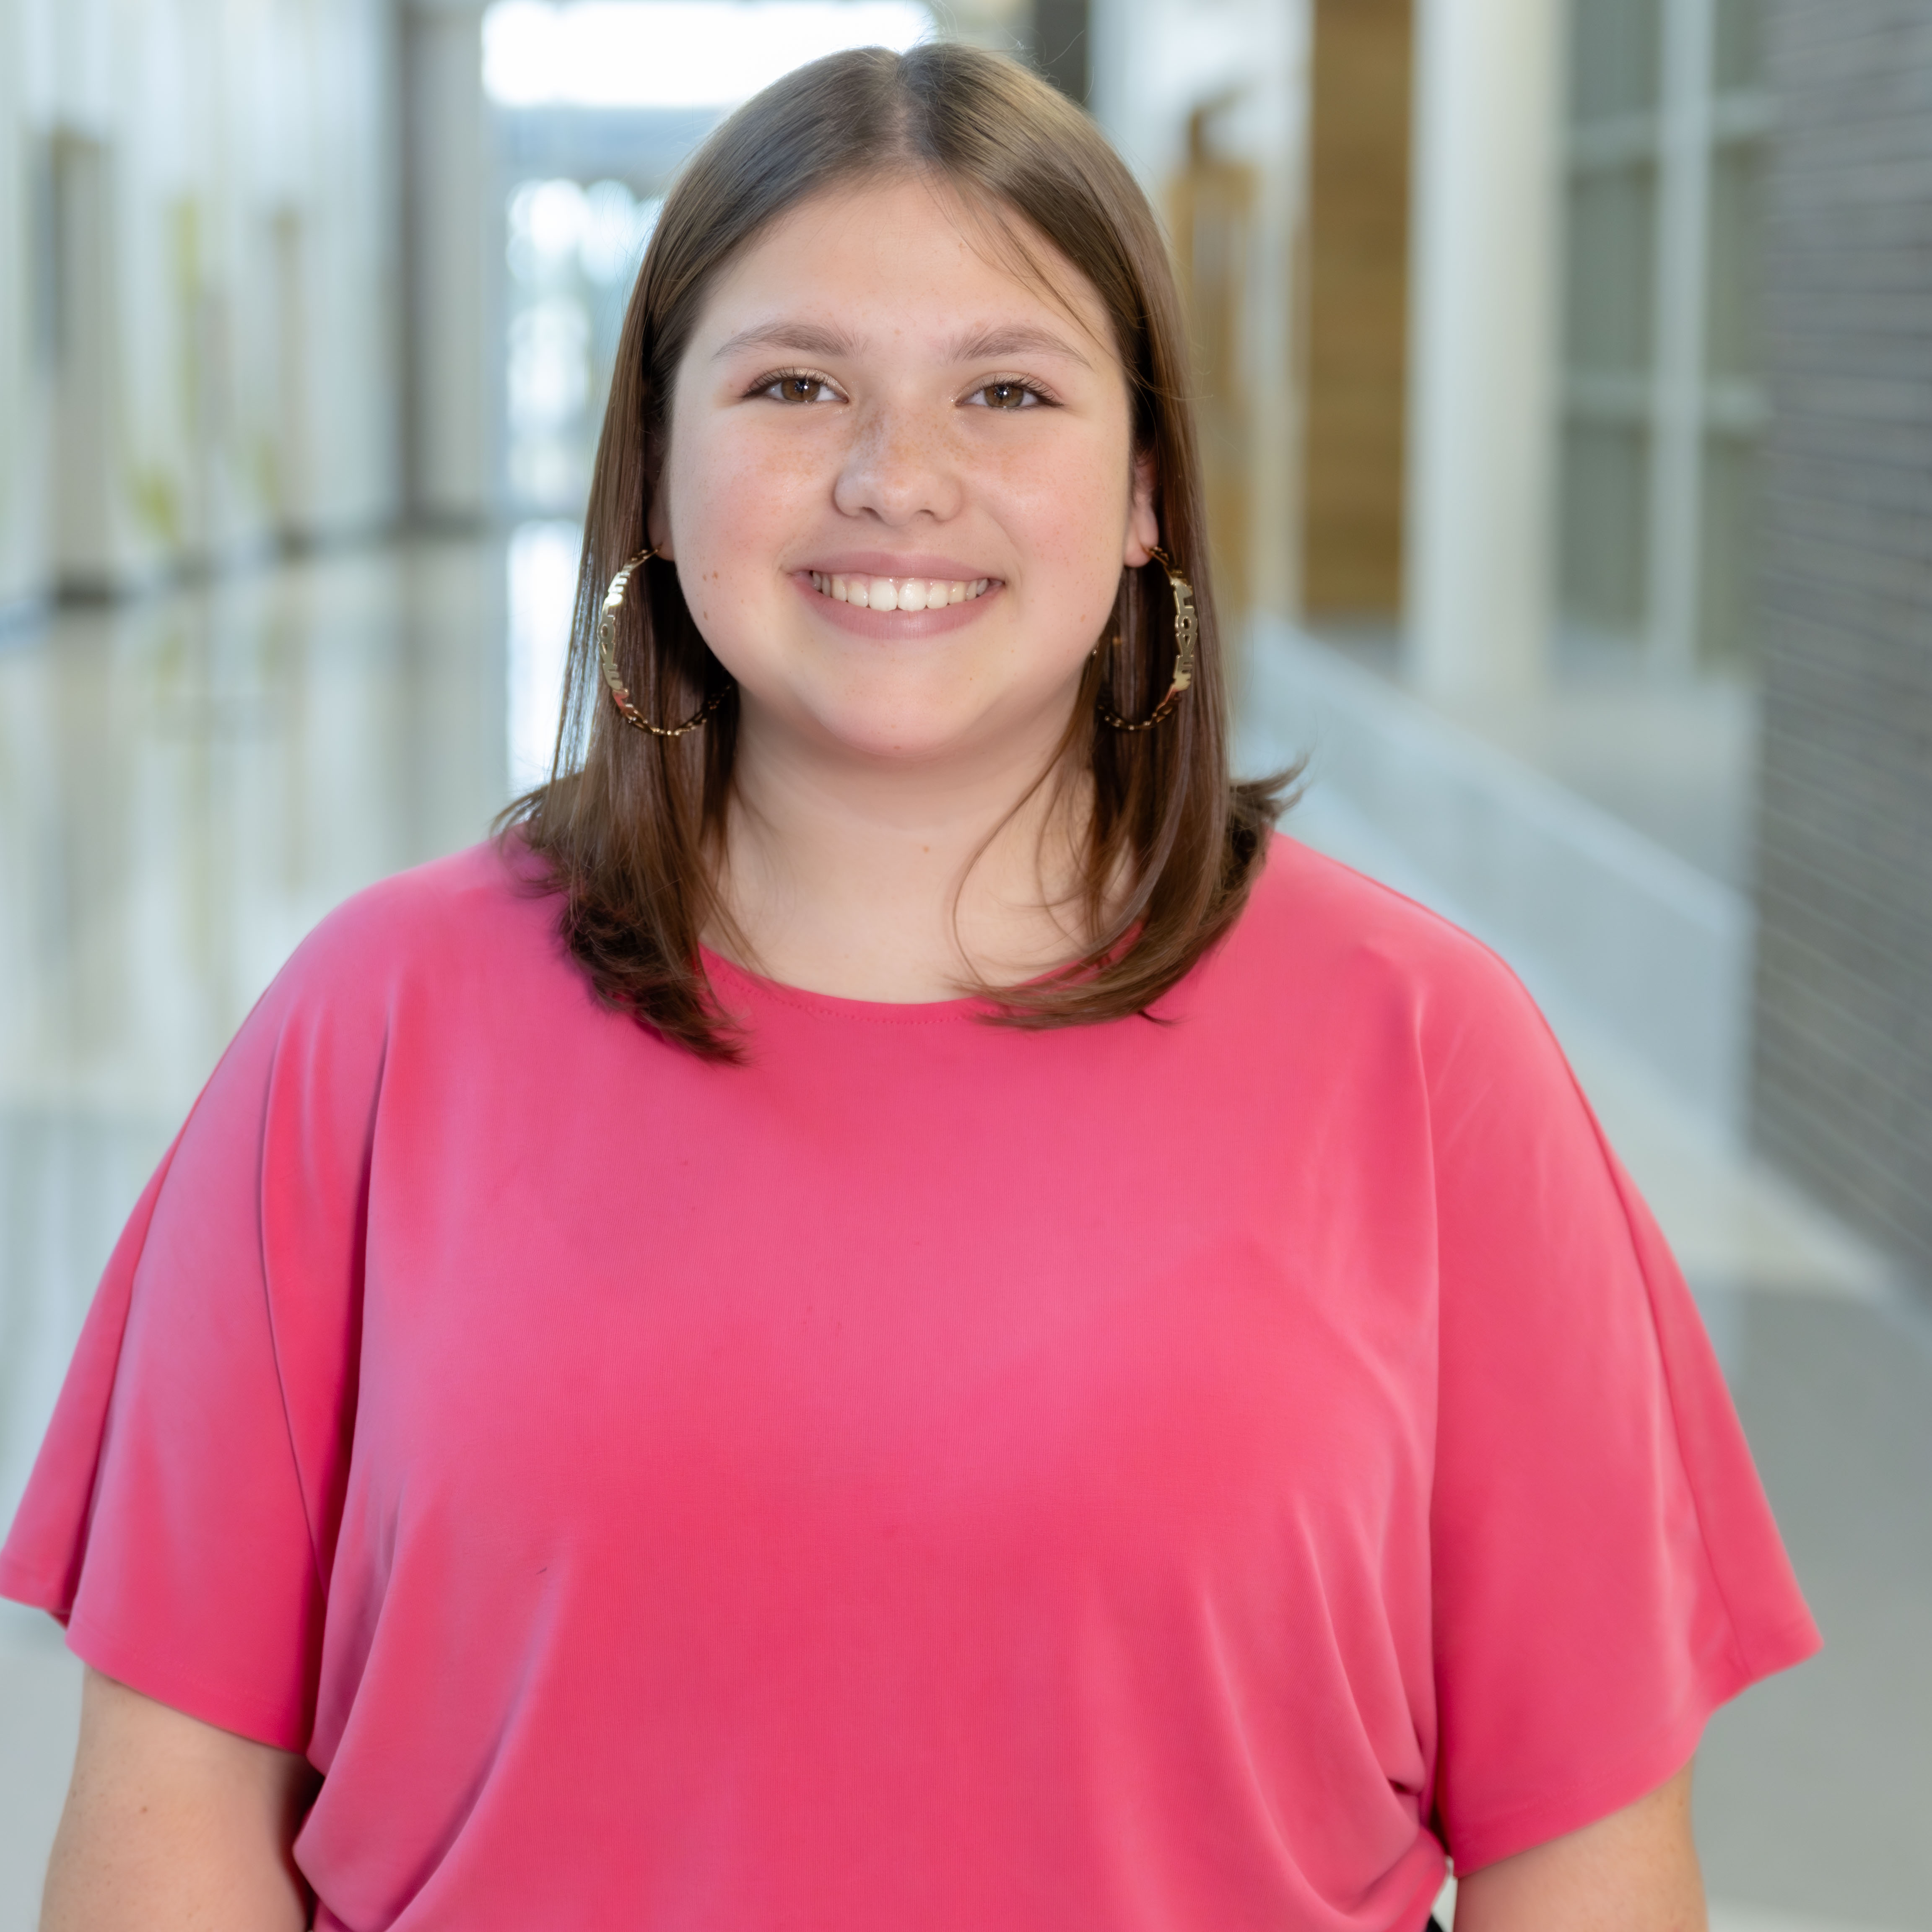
[506,42,1294,1059]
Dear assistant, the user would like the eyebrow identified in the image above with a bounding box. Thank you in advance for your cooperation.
[710,319,1093,369]
[946,322,1093,368]
[711,321,860,363]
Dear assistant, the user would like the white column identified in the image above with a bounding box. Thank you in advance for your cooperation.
[47,0,156,595]
[289,0,406,542]
[0,0,48,615]
[49,127,121,591]
[405,0,496,527]
[1403,0,1564,698]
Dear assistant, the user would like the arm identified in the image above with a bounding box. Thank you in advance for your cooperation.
[1452,1762,1705,1932]
[41,1666,319,1932]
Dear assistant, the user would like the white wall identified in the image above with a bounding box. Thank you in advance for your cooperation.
[266,0,406,543]
[1091,0,1308,206]
[1089,0,1312,633]
[0,3,40,617]
[405,0,494,527]
[0,0,401,607]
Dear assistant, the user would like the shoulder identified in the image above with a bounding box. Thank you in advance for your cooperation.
[1192,831,1581,1148]
[169,837,582,1191]
[227,837,579,1090]
[271,836,564,1010]
[1226,836,1620,1215]
[294,836,552,969]
[1217,832,1542,1044]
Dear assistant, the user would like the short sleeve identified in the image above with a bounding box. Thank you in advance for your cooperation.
[0,909,385,1752]
[1423,953,1820,1870]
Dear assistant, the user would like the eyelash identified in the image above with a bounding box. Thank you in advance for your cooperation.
[750,368,844,405]
[966,377,1055,411]
[746,368,1059,410]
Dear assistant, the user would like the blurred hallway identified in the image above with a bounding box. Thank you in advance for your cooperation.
[1,537,1929,1929]
[4,0,1931,1924]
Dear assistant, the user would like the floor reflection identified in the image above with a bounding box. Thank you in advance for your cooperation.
[0,534,515,1530]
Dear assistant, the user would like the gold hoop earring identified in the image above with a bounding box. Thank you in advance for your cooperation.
[1097,544,1196,732]
[596,547,733,738]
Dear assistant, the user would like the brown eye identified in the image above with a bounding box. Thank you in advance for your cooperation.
[766,374,832,403]
[979,381,1032,410]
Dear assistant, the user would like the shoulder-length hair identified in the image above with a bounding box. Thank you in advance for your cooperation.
[507,40,1292,1059]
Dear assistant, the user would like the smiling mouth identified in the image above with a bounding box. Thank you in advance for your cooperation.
[808,571,994,613]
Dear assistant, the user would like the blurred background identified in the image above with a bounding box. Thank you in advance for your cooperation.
[0,0,1928,1925]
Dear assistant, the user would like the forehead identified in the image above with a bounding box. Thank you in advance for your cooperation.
[690,173,1119,360]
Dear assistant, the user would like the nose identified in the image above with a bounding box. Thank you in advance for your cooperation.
[831,398,964,527]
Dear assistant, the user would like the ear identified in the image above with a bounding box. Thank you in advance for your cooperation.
[645,494,675,561]
[1122,448,1159,566]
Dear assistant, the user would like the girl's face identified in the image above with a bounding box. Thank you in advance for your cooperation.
[653,174,1159,770]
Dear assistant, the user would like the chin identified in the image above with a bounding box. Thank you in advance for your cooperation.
[812,709,989,764]
[797,685,1064,766]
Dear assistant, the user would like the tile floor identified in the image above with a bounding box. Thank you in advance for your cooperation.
[0,537,1926,1928]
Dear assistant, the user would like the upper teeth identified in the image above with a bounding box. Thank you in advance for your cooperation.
[809,572,992,612]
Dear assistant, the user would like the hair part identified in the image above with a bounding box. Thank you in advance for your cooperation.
[504,42,1297,1059]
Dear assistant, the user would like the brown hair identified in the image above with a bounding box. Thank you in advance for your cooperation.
[506,41,1293,1058]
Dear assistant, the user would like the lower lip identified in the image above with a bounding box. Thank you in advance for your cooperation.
[792,571,1002,639]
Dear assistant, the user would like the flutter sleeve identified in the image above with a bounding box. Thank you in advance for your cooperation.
[0,900,389,1753]
[1420,946,1820,1872]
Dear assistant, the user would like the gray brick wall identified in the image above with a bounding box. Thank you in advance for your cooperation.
[1753,3,1932,1282]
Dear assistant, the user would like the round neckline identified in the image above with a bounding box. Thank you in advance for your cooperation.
[698,944,996,1023]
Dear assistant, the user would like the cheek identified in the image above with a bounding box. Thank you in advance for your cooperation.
[671,419,824,566]
[997,420,1124,533]
[664,427,811,636]
[992,432,1134,616]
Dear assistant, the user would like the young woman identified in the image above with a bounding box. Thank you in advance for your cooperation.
[5,43,1815,1932]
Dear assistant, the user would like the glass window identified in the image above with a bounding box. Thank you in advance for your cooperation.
[1706,139,1762,380]
[1561,422,1651,635]
[504,177,661,517]
[483,1,932,110]
[1569,0,1662,123]
[1566,163,1657,376]
[1698,434,1758,665]
[1557,0,1770,670]
[1713,0,1764,93]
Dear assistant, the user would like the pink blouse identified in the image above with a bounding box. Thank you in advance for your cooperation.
[1,834,1818,1931]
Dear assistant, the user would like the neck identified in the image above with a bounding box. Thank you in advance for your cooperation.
[712,705,1094,1003]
